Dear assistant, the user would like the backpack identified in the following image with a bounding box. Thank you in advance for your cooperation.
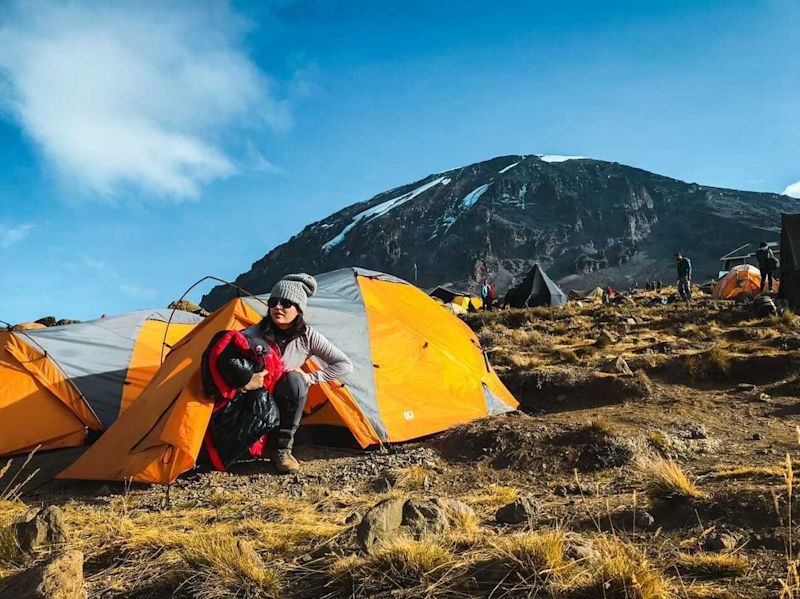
[200,330,284,470]
[488,285,496,300]
[768,255,780,270]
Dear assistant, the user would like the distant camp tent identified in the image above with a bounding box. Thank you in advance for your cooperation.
[505,264,568,308]
[60,268,518,484]
[429,286,482,312]
[0,310,203,457]
[567,287,605,302]
[712,264,765,299]
[779,213,800,311]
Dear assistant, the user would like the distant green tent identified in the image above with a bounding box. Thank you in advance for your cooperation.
[506,264,568,308]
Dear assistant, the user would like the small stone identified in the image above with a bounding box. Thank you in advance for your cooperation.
[565,537,599,562]
[595,329,618,348]
[704,532,740,552]
[14,506,69,554]
[752,432,765,441]
[636,511,655,529]
[687,424,709,440]
[736,383,756,391]
[496,496,538,524]
[757,393,771,402]
[603,356,633,377]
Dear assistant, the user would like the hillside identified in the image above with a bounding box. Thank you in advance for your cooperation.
[201,154,798,310]
[4,286,800,597]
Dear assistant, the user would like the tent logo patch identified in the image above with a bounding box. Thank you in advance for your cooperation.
[403,410,415,420]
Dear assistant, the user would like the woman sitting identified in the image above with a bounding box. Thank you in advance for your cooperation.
[241,273,353,473]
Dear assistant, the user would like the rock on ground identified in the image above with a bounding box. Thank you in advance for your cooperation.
[495,496,538,524]
[0,550,85,599]
[357,498,475,551]
[13,506,68,554]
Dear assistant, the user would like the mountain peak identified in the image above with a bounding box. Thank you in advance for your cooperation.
[201,155,798,310]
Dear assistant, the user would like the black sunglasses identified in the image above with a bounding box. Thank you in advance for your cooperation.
[268,298,297,309]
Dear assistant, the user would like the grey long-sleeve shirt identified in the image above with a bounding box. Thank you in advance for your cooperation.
[243,323,353,386]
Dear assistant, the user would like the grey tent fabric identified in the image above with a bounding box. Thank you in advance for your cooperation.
[779,213,800,310]
[506,264,568,308]
[17,309,203,427]
[244,267,388,442]
[482,383,515,415]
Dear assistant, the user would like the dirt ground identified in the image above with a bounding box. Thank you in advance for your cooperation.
[3,285,800,598]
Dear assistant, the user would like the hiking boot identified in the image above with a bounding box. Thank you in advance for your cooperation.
[269,449,300,474]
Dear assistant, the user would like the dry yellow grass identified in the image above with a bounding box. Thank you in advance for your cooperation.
[637,455,706,501]
[675,552,748,579]
[711,465,785,481]
[647,431,670,453]
[331,538,456,593]
[574,535,671,599]
[685,344,731,381]
[393,465,430,490]
[180,534,282,599]
[589,415,616,437]
[463,484,519,510]
[483,530,568,583]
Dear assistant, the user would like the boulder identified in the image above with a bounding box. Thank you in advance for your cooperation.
[0,550,86,599]
[14,507,68,554]
[495,496,538,524]
[356,498,406,551]
[356,497,475,551]
[402,499,449,538]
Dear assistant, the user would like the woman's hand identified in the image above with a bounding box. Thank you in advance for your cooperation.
[287,368,313,386]
[241,371,267,391]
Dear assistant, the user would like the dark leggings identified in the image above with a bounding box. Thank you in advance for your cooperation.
[268,371,308,450]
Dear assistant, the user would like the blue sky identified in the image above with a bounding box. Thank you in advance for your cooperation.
[0,0,798,323]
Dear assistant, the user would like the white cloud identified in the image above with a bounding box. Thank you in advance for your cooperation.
[0,1,289,200]
[785,181,800,199]
[120,284,157,300]
[0,223,33,248]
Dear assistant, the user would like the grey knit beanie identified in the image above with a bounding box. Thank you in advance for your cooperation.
[270,273,317,313]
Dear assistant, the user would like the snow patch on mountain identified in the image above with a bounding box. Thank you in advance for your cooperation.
[322,176,450,251]
[461,183,491,209]
[537,154,585,163]
[498,161,520,174]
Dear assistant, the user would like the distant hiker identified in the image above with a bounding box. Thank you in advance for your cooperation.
[481,278,495,311]
[674,252,692,302]
[756,241,777,293]
[645,281,652,291]
[203,273,353,474]
[656,279,663,292]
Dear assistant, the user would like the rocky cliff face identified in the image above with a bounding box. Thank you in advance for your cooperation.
[201,154,799,309]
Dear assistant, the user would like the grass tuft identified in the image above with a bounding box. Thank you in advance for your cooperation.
[180,535,282,599]
[637,455,706,501]
[330,538,455,593]
[675,552,749,579]
[574,535,671,599]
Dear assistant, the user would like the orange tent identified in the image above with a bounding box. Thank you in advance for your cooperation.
[712,264,773,299]
[60,268,518,484]
[0,310,202,456]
